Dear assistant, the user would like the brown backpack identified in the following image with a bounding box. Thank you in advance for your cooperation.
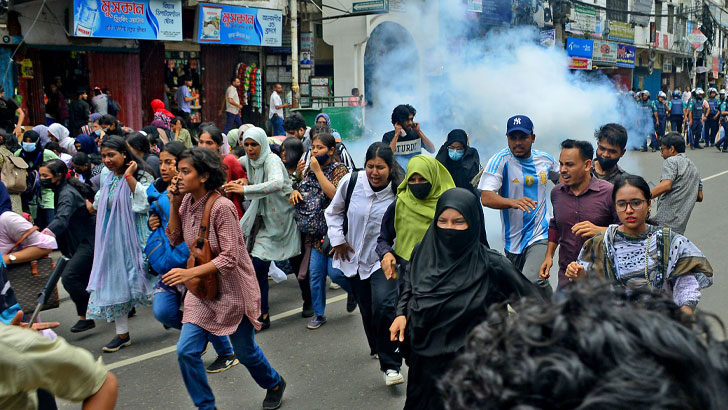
[185,191,220,300]
[1,153,28,194]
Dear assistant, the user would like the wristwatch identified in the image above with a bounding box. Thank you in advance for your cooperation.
[7,253,17,264]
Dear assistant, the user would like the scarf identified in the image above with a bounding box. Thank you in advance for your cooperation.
[151,99,174,118]
[394,155,455,260]
[32,125,50,147]
[434,129,480,193]
[240,127,282,237]
[75,134,98,155]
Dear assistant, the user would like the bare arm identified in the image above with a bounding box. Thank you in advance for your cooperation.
[14,108,25,136]
[650,179,673,198]
[697,190,704,202]
[3,246,52,265]
[481,190,537,212]
[81,372,118,410]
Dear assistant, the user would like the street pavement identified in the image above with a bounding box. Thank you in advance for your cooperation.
[46,146,727,410]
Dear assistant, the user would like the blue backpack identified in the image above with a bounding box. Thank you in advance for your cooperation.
[144,198,190,275]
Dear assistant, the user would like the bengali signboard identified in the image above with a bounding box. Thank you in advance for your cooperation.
[608,21,635,44]
[73,0,182,40]
[196,3,282,46]
[616,43,636,68]
[568,57,592,70]
[569,3,596,33]
[592,40,617,64]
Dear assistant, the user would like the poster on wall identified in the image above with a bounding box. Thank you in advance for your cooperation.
[73,0,182,40]
[196,3,282,46]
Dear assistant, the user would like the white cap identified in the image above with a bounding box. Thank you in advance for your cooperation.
[658,91,667,98]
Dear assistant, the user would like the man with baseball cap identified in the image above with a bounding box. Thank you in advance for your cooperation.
[478,115,560,299]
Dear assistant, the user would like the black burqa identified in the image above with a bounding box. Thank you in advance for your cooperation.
[404,188,537,358]
[435,129,481,195]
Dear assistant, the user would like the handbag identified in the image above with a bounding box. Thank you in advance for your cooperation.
[145,201,190,276]
[246,214,263,254]
[185,192,220,300]
[5,226,59,312]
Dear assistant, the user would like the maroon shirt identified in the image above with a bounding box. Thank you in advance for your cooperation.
[548,176,619,288]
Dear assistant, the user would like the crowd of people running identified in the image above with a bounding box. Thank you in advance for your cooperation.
[0,100,720,410]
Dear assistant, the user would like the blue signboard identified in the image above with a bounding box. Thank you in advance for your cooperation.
[196,3,282,46]
[73,0,182,40]
[566,37,593,58]
[616,44,636,68]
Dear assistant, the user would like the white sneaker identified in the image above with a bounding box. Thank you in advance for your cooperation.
[384,369,405,386]
[329,282,341,290]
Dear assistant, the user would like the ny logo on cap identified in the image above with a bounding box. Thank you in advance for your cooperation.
[514,118,522,125]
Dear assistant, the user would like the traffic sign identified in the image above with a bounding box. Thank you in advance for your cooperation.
[352,0,389,13]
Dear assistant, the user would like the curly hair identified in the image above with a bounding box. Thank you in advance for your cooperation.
[441,279,728,410]
[179,147,227,191]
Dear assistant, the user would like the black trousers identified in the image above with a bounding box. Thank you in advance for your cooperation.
[347,269,402,372]
[670,115,683,134]
[60,243,94,317]
[404,352,457,410]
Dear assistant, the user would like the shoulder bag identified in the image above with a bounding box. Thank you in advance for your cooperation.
[185,192,220,300]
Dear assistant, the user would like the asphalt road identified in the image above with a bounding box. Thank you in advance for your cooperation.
[45,147,727,410]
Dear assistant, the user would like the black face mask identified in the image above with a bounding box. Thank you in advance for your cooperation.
[409,182,432,200]
[315,152,330,165]
[596,156,620,171]
[40,178,56,189]
[435,226,471,252]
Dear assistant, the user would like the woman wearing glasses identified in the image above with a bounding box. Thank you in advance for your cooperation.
[567,175,713,313]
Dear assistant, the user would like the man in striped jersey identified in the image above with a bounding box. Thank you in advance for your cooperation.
[479,115,560,299]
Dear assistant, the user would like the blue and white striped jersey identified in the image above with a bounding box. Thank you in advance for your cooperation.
[479,148,560,254]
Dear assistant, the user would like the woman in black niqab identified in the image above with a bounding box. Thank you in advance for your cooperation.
[391,187,538,410]
[435,129,481,196]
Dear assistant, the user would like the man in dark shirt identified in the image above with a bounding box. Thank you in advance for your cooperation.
[69,89,91,138]
[0,86,24,138]
[591,123,629,184]
[381,104,435,170]
[540,139,619,291]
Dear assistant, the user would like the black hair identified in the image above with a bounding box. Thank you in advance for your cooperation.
[662,132,686,153]
[44,141,66,155]
[594,123,629,150]
[364,142,403,194]
[441,279,728,410]
[126,132,151,156]
[93,88,102,96]
[391,104,414,125]
[612,174,652,203]
[312,132,336,150]
[98,114,116,127]
[231,146,246,158]
[41,159,95,200]
[311,124,329,139]
[72,152,90,166]
[560,139,594,162]
[102,88,110,95]
[283,114,306,132]
[351,88,359,95]
[170,116,187,128]
[181,76,191,83]
[161,141,186,160]
[199,125,224,147]
[230,75,239,84]
[142,126,160,140]
[281,136,304,168]
[0,130,19,152]
[178,147,227,191]
[100,135,150,179]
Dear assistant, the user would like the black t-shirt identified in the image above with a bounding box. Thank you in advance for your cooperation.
[382,129,422,169]
[0,97,19,132]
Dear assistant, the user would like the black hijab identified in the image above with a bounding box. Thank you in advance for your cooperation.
[435,129,480,194]
[0,181,12,215]
[407,188,536,356]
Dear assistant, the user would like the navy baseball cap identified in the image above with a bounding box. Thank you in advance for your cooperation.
[506,115,534,135]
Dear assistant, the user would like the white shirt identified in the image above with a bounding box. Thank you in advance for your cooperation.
[269,91,283,119]
[478,148,559,254]
[226,85,240,115]
[325,172,395,279]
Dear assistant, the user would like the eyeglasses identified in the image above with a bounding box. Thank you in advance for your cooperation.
[615,199,646,212]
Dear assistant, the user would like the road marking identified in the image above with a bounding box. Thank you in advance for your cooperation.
[105,293,349,371]
[703,169,728,181]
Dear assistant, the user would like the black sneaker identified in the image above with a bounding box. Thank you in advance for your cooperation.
[346,293,357,313]
[103,335,131,352]
[301,302,314,318]
[262,378,286,410]
[206,354,239,373]
[70,319,95,333]
[128,307,136,318]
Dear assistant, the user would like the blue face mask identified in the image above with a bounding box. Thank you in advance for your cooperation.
[448,149,465,161]
[22,142,36,153]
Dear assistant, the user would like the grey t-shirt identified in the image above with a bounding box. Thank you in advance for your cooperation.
[654,153,702,234]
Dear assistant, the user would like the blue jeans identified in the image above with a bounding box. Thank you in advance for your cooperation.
[269,116,284,136]
[153,290,233,357]
[309,248,351,317]
[224,111,242,133]
[177,319,282,410]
